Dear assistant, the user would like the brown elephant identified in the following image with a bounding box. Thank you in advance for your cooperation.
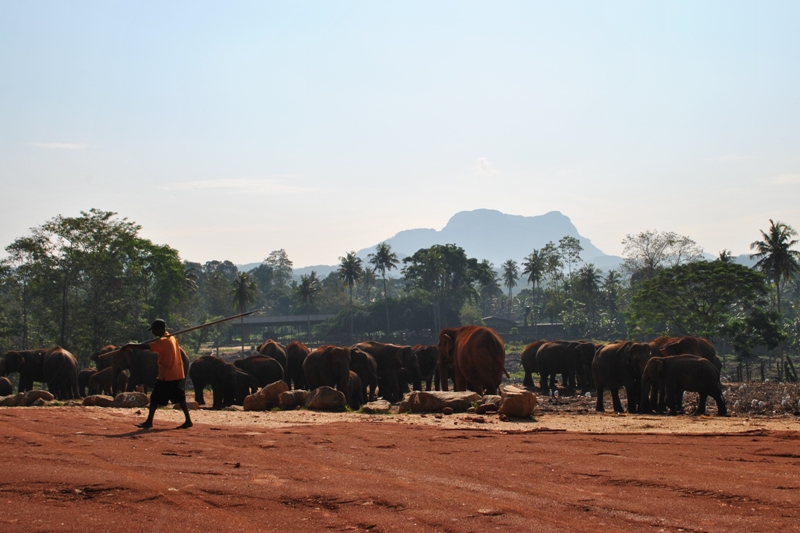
[257,340,288,381]
[437,326,507,395]
[89,345,117,371]
[535,341,594,394]
[349,348,378,402]
[88,367,129,396]
[78,368,97,397]
[520,340,547,388]
[1,347,79,399]
[285,341,310,390]
[592,341,651,413]
[303,345,351,406]
[413,345,439,392]
[648,336,721,413]
[0,376,12,396]
[352,341,414,402]
[641,355,726,416]
[189,355,238,408]
[348,370,364,410]
[233,355,284,387]
[98,347,189,396]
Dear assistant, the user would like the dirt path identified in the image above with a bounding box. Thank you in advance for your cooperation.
[1,407,799,532]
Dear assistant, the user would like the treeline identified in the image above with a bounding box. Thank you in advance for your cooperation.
[1,210,799,372]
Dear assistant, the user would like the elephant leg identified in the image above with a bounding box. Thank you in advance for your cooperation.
[538,373,547,391]
[666,386,678,416]
[694,393,708,415]
[610,388,624,413]
[194,382,207,405]
[523,371,533,388]
[713,393,727,416]
[595,385,606,412]
[454,368,468,392]
[624,384,637,413]
[425,377,432,392]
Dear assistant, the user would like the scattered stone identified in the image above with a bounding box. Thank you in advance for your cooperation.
[278,390,308,410]
[434,413,443,419]
[82,395,115,407]
[304,386,347,412]
[442,407,454,415]
[0,394,17,407]
[470,416,486,423]
[112,392,149,408]
[243,380,289,411]
[467,406,477,413]
[405,391,481,413]
[29,398,48,407]
[22,390,54,406]
[499,413,509,422]
[361,399,391,413]
[498,385,537,418]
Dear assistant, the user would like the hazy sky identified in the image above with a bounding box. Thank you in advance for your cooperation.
[2,1,798,267]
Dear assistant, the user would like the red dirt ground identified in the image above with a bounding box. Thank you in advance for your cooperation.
[2,408,799,532]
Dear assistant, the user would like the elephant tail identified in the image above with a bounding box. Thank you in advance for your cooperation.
[503,367,510,378]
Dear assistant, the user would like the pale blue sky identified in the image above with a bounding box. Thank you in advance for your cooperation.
[1,1,798,267]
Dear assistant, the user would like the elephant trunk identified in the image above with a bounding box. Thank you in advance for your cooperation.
[438,358,450,392]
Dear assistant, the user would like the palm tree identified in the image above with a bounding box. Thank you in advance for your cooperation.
[362,266,377,303]
[521,250,546,327]
[295,271,321,338]
[750,219,800,315]
[231,272,258,355]
[575,263,602,323]
[338,251,364,342]
[368,242,399,336]
[501,259,519,320]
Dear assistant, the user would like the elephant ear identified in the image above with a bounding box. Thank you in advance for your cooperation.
[438,334,454,362]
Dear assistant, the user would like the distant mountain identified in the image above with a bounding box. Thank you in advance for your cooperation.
[354,209,622,273]
[240,209,623,279]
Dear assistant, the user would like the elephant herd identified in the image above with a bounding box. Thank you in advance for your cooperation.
[520,335,727,416]
[187,325,509,409]
[184,338,449,410]
[0,327,726,418]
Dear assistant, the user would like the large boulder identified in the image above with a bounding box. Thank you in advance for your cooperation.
[304,386,347,412]
[243,380,289,411]
[112,392,150,408]
[361,399,392,414]
[498,385,537,418]
[403,391,481,413]
[22,390,54,406]
[278,389,308,410]
[83,395,115,407]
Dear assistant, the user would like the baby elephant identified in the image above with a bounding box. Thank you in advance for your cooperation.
[642,355,726,416]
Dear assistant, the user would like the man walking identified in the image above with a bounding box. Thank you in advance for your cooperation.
[124,319,192,429]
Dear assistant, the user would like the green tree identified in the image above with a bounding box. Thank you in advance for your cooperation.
[1,209,187,364]
[501,259,519,319]
[627,260,770,339]
[574,263,602,324]
[295,271,321,338]
[368,242,399,336]
[521,250,546,326]
[231,272,258,355]
[337,252,364,342]
[750,219,800,316]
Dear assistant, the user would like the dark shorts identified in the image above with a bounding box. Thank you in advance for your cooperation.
[150,379,186,406]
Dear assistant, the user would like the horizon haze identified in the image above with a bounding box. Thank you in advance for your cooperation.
[1,2,798,267]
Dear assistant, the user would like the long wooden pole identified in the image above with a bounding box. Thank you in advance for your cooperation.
[102,310,260,358]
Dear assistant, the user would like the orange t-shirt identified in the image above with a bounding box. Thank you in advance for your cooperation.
[147,334,185,381]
